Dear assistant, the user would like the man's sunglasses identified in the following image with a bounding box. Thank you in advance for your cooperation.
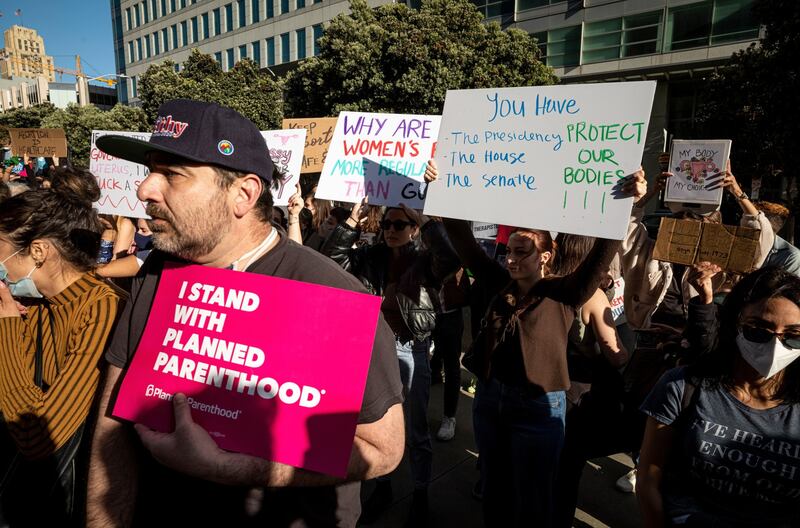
[740,324,800,350]
[380,220,416,231]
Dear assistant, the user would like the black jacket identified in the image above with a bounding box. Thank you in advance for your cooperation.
[322,221,460,341]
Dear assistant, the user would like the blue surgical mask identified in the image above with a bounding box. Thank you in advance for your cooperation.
[0,250,43,299]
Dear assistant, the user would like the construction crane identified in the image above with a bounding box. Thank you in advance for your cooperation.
[1,53,118,86]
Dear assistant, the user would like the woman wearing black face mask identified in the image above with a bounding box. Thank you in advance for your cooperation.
[638,266,800,528]
[0,182,119,526]
[97,218,153,279]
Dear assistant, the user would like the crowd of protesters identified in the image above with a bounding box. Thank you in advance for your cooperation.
[0,99,799,528]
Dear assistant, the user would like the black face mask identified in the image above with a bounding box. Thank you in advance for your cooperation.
[134,232,153,251]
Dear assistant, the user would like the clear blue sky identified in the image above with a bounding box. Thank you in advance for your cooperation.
[0,0,116,83]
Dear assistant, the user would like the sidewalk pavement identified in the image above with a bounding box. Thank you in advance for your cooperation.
[359,379,642,528]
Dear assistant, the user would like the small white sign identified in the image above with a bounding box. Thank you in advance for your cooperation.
[90,130,151,218]
[315,111,441,209]
[423,82,657,240]
[664,139,731,206]
[262,129,307,206]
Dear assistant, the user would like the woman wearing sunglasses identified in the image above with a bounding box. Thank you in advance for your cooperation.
[637,266,800,528]
[0,180,119,526]
[322,164,460,525]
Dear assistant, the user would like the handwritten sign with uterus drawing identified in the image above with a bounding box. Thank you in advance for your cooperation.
[261,129,307,206]
[90,130,151,218]
[664,139,732,206]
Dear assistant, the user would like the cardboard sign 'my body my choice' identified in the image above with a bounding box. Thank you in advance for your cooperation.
[113,264,381,477]
[424,82,656,240]
[315,112,441,208]
[261,129,307,206]
[90,130,151,218]
[664,139,732,206]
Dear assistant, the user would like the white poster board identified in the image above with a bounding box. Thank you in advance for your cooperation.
[664,139,731,206]
[423,82,656,240]
[90,130,151,218]
[315,112,441,209]
[261,129,307,206]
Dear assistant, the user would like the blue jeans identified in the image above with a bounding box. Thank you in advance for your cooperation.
[473,378,566,527]
[377,338,433,489]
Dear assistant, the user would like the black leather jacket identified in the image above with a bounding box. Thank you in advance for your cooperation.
[322,221,460,341]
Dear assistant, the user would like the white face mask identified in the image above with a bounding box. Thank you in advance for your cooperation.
[736,332,800,379]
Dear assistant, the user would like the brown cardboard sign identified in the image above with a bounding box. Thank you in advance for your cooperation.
[653,217,760,273]
[9,128,68,158]
[282,117,337,173]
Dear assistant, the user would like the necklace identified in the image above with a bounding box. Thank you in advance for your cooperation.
[230,228,279,271]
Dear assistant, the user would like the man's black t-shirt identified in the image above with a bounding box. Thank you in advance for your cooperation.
[105,232,403,527]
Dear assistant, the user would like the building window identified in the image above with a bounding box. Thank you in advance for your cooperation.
[143,1,150,23]
[126,7,132,30]
[583,18,622,64]
[162,28,169,51]
[252,41,261,65]
[314,0,322,4]
[154,32,161,55]
[152,0,159,18]
[180,0,187,8]
[191,17,199,43]
[181,20,188,46]
[623,11,662,57]
[131,76,138,98]
[252,0,261,23]
[171,0,176,13]
[666,1,712,51]
[266,37,275,66]
[172,24,179,49]
[296,28,306,59]
[281,0,289,14]
[226,48,235,70]
[215,51,223,64]
[145,35,151,57]
[239,44,247,60]
[280,32,290,62]
[213,8,222,35]
[711,0,759,44]
[470,0,513,19]
[542,26,580,67]
[128,40,135,63]
[225,3,234,31]
[135,4,141,26]
[161,0,167,15]
[267,0,274,18]
[238,0,246,27]
[313,24,323,55]
[136,38,143,61]
[201,13,209,39]
[298,0,306,8]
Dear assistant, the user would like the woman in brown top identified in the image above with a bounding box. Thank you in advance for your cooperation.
[0,171,119,526]
[428,167,645,526]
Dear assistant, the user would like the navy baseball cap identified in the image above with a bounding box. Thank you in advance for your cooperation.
[96,99,274,182]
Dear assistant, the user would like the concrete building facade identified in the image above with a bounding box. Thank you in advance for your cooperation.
[111,0,393,104]
[0,25,56,82]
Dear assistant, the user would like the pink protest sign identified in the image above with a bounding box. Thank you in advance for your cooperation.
[113,263,381,477]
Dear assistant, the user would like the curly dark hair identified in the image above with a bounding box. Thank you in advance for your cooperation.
[0,187,103,273]
[688,267,800,404]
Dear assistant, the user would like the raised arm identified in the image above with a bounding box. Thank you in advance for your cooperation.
[286,183,304,245]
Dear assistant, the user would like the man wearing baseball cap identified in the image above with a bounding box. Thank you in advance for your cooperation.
[86,100,404,527]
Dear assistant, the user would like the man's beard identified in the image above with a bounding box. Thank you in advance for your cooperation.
[145,196,231,261]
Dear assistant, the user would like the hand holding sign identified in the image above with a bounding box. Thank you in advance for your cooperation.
[686,261,722,304]
[135,393,225,483]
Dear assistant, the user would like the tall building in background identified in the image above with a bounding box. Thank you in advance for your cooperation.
[110,0,393,105]
[0,25,56,82]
